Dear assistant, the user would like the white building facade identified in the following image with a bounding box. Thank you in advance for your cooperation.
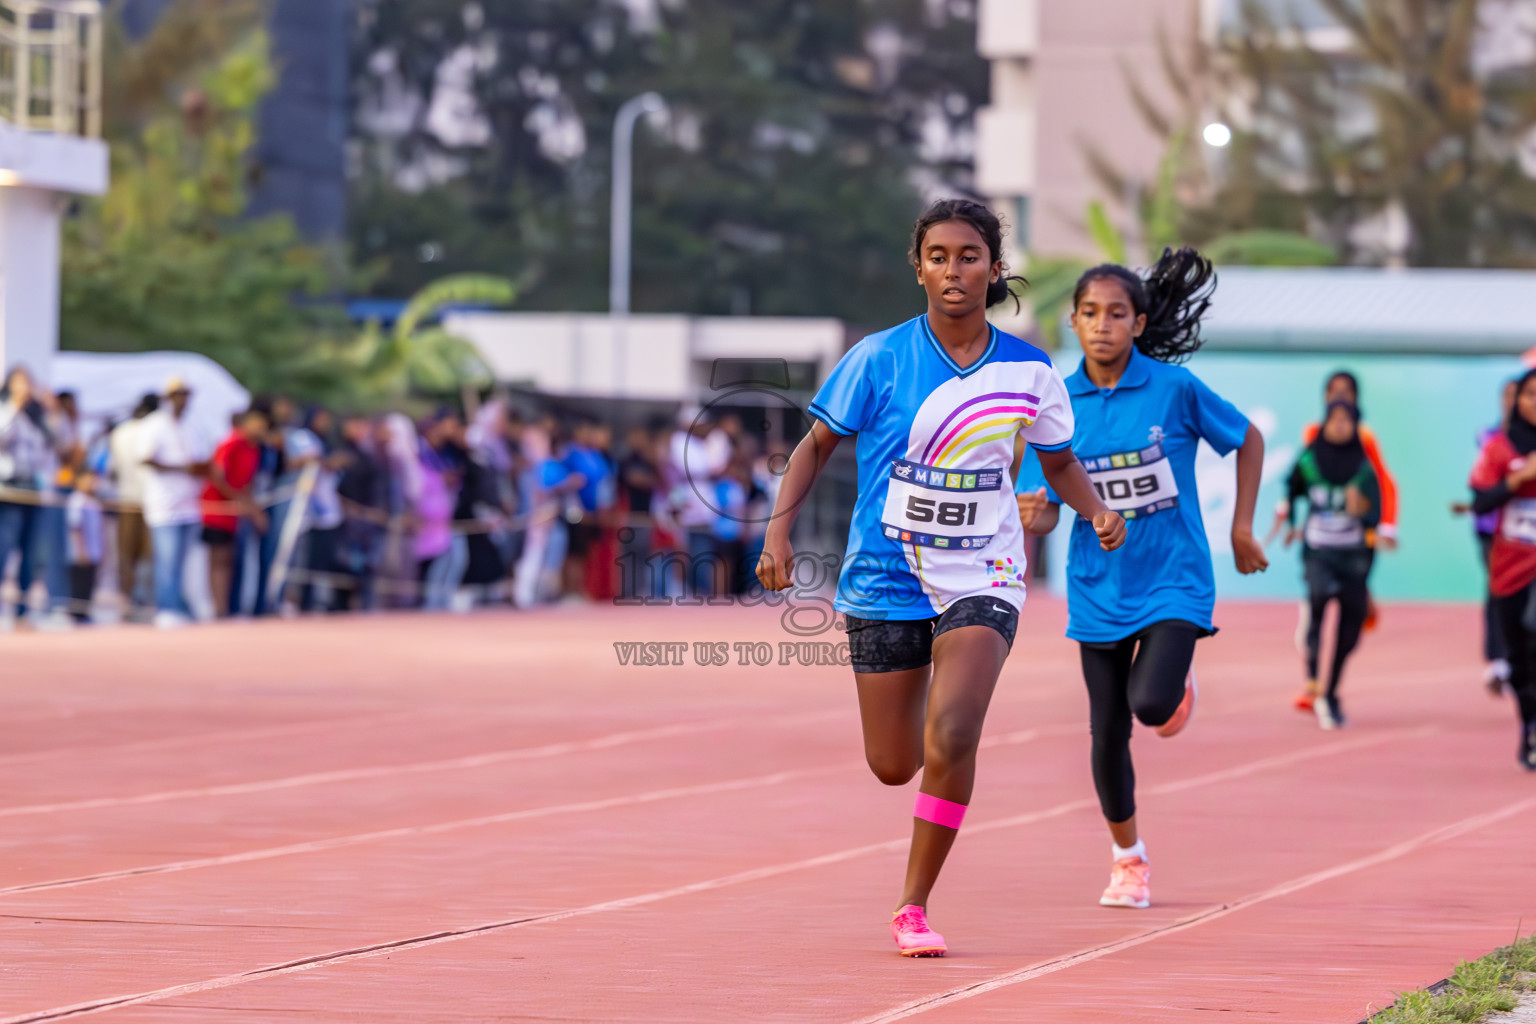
[0,0,108,382]
[974,0,1199,261]
[441,312,847,402]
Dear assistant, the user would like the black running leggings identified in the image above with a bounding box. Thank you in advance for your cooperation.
[1080,620,1203,824]
[1479,534,1509,663]
[1492,583,1536,727]
[1303,551,1371,698]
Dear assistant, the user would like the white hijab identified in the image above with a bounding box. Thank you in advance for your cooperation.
[467,399,513,473]
[383,412,423,504]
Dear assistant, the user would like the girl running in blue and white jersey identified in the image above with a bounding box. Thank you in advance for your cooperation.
[758,200,1125,957]
[1016,250,1268,910]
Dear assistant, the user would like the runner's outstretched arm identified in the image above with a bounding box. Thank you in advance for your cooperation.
[1036,448,1126,551]
[1232,423,1269,574]
[757,419,843,591]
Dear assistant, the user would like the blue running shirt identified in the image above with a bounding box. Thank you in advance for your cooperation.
[810,315,1075,620]
[1015,347,1250,642]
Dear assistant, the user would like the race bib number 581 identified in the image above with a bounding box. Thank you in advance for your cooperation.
[880,459,1003,549]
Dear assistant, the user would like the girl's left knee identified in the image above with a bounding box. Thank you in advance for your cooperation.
[924,713,983,771]
[1132,694,1181,728]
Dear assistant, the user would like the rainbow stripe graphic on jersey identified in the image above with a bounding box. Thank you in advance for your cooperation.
[808,315,1075,618]
[921,391,1040,468]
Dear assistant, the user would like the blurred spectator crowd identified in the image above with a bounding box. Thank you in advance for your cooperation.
[0,364,787,629]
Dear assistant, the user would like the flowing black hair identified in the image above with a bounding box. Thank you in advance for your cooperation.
[909,199,1026,311]
[1071,247,1217,364]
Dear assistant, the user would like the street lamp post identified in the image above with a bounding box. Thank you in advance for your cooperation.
[610,92,665,397]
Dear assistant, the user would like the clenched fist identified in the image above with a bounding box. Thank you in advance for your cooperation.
[1016,487,1051,533]
[1092,511,1126,551]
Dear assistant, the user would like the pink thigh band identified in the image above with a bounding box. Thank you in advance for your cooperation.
[913,792,967,829]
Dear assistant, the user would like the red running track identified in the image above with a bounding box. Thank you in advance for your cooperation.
[0,600,1528,1022]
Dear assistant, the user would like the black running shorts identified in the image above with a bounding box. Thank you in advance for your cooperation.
[843,595,1020,674]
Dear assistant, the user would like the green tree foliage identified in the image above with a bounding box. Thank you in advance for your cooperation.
[63,5,515,403]
[343,273,515,397]
[1027,146,1334,350]
[350,0,986,326]
[61,20,343,396]
[1076,19,1339,269]
[1098,0,1536,268]
[1220,0,1536,267]
[1013,256,1087,350]
[99,0,266,139]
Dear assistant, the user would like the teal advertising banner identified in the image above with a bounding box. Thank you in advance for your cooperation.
[1045,352,1523,602]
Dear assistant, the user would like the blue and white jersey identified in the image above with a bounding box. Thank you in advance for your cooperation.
[810,315,1075,620]
[1016,347,1250,642]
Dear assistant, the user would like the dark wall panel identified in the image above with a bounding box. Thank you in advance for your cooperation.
[123,0,349,240]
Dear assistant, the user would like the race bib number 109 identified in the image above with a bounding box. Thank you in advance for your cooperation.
[881,459,1003,550]
[1079,442,1179,519]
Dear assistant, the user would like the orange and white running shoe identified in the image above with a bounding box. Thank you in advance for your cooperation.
[891,904,947,957]
[1155,672,1197,738]
[1099,856,1151,909]
[1294,679,1319,712]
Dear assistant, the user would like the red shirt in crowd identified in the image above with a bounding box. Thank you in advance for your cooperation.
[201,430,260,534]
[1469,431,1536,596]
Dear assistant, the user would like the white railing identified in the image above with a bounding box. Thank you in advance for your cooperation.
[0,0,101,138]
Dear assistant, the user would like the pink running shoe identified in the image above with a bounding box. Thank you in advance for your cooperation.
[1099,857,1151,909]
[1155,672,1197,738]
[890,904,947,957]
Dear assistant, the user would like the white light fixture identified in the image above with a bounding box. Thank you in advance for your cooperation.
[1202,122,1233,148]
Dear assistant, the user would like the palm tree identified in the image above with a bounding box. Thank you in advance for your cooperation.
[1077,11,1342,270]
[343,274,518,400]
[1200,0,1536,267]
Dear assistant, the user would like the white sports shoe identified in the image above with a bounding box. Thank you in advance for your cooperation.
[1485,660,1512,698]
[1315,695,1344,730]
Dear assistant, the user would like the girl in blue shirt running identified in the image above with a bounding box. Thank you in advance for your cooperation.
[758,200,1126,957]
[1016,249,1268,910]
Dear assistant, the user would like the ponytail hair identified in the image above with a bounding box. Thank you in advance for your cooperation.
[909,199,1027,311]
[1071,247,1216,364]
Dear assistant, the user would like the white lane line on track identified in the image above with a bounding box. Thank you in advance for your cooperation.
[0,725,1069,898]
[0,676,1334,823]
[0,709,428,769]
[848,791,1536,1024]
[0,712,842,820]
[0,727,1423,1023]
[0,659,1445,820]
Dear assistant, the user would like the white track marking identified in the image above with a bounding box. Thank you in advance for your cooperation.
[0,710,846,820]
[959,727,1430,841]
[0,663,1441,818]
[849,792,1536,1023]
[0,727,1422,1023]
[0,709,425,769]
[0,726,1062,897]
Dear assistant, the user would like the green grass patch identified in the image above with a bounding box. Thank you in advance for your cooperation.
[1370,935,1536,1024]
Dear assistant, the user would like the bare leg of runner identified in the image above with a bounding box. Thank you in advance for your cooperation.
[897,626,1009,909]
[854,667,929,786]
